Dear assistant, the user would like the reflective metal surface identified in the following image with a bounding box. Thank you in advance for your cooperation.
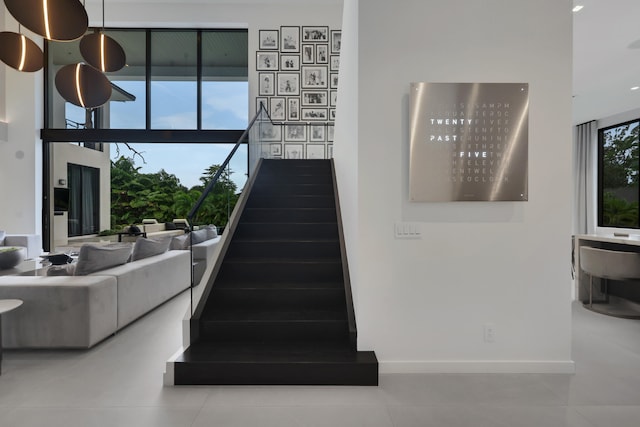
[409,82,529,202]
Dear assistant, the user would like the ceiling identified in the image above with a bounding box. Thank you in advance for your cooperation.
[572,0,640,124]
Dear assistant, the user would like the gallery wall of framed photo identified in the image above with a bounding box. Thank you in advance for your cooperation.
[255,25,341,160]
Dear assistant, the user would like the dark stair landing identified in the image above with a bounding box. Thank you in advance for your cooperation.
[174,159,378,385]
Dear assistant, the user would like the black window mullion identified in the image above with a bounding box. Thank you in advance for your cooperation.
[146,30,151,130]
[197,30,203,130]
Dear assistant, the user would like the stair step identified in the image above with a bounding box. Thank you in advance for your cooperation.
[216,258,343,283]
[207,287,345,310]
[226,239,341,259]
[202,308,346,321]
[251,182,334,196]
[214,281,343,290]
[234,222,339,239]
[241,208,337,222]
[246,195,335,209]
[174,341,378,385]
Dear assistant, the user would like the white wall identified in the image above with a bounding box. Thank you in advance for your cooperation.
[341,0,574,373]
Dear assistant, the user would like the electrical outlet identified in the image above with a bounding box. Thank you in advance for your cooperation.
[484,323,496,343]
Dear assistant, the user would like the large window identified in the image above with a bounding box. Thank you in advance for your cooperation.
[599,119,640,228]
[68,164,100,237]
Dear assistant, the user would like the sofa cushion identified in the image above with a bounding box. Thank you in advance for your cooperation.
[131,237,171,261]
[0,230,5,245]
[165,222,177,230]
[191,229,209,244]
[74,243,132,276]
[204,225,218,239]
[170,233,190,250]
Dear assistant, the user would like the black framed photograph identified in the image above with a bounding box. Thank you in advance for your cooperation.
[270,97,286,121]
[285,124,307,142]
[301,107,328,121]
[329,108,336,121]
[258,72,275,96]
[287,98,300,121]
[330,73,339,89]
[277,73,300,96]
[306,144,325,159]
[316,44,329,63]
[331,30,341,53]
[256,97,268,113]
[302,66,328,88]
[285,144,305,159]
[302,26,329,42]
[259,30,279,50]
[302,44,315,64]
[309,124,325,142]
[327,124,335,142]
[259,121,281,141]
[256,51,279,71]
[270,143,282,157]
[280,55,300,71]
[302,90,328,106]
[330,55,340,71]
[330,90,337,107]
[280,26,300,52]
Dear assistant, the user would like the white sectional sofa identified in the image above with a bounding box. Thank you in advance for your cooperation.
[0,231,42,259]
[0,247,190,349]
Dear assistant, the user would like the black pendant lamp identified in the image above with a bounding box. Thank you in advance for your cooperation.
[79,0,126,72]
[0,31,44,72]
[4,0,89,41]
[55,63,112,108]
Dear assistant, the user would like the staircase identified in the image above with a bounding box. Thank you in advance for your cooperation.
[173,159,378,385]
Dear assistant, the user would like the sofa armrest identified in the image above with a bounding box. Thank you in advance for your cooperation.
[4,234,42,259]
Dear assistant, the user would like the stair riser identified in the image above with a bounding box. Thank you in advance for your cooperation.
[208,288,345,310]
[226,240,341,259]
[200,321,348,341]
[255,173,333,185]
[216,261,343,283]
[241,208,336,223]
[174,361,378,386]
[246,196,335,209]
[234,223,338,240]
[252,183,334,196]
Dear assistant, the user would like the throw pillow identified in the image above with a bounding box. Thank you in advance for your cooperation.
[131,237,171,261]
[170,233,190,250]
[165,222,177,230]
[191,228,209,244]
[204,225,218,240]
[74,243,132,276]
[128,224,141,234]
[0,230,5,245]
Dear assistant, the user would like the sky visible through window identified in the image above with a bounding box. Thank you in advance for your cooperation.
[68,80,249,189]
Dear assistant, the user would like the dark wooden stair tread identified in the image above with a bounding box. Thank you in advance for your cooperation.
[201,308,347,322]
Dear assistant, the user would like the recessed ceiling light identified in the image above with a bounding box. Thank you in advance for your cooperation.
[631,86,640,91]
[572,5,584,12]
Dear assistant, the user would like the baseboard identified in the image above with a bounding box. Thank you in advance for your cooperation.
[379,360,575,374]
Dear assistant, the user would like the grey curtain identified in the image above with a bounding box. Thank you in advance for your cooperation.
[573,121,597,235]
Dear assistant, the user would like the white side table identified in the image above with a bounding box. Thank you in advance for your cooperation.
[0,299,23,374]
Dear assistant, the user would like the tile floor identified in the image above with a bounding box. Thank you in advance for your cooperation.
[1,292,639,427]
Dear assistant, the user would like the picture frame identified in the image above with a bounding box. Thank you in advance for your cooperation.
[301,107,328,121]
[327,124,335,142]
[259,121,281,141]
[302,26,329,42]
[327,144,333,158]
[277,73,300,96]
[330,73,339,89]
[256,97,268,113]
[270,97,286,121]
[258,72,275,96]
[330,90,337,107]
[302,44,315,64]
[302,90,328,106]
[316,44,329,64]
[259,30,279,50]
[306,144,326,159]
[256,51,279,71]
[309,124,325,142]
[270,143,282,157]
[330,55,340,71]
[284,124,307,142]
[329,108,336,121]
[285,144,305,159]
[302,66,328,88]
[280,26,300,52]
[331,30,341,53]
[280,55,300,71]
[287,98,300,121]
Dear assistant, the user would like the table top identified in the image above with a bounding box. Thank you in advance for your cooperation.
[0,299,23,314]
